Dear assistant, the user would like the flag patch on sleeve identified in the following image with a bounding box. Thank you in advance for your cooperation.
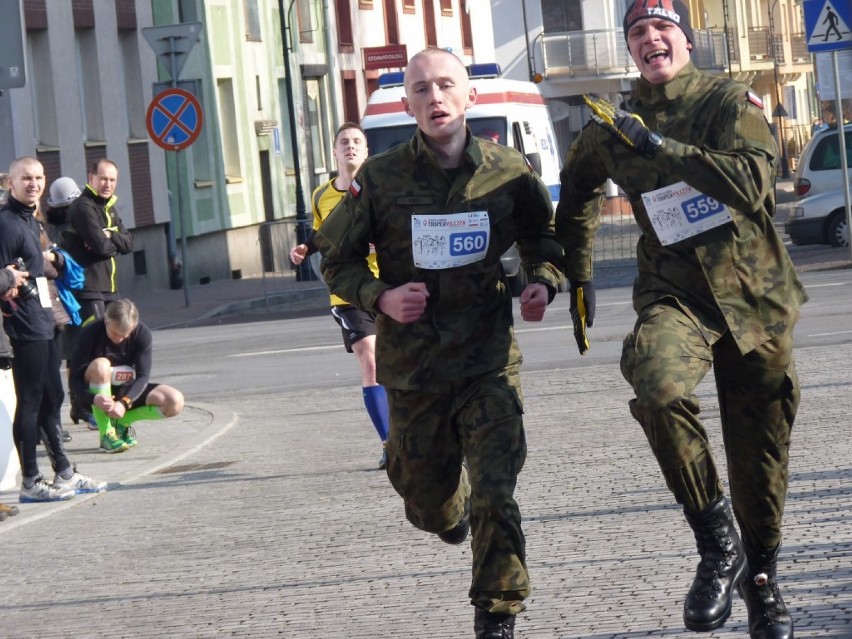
[349,179,362,198]
[746,91,764,109]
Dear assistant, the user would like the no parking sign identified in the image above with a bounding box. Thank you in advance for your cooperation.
[146,87,203,151]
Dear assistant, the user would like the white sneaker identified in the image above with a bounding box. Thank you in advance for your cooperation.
[53,471,107,495]
[20,477,75,503]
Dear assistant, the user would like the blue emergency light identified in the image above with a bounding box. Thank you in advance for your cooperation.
[467,63,502,78]
[377,72,405,88]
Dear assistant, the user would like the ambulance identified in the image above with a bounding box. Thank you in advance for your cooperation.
[360,63,563,294]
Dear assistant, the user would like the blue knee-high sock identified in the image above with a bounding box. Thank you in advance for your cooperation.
[362,385,389,443]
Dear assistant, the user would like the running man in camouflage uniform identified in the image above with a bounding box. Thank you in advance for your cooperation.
[315,48,563,639]
[555,2,805,638]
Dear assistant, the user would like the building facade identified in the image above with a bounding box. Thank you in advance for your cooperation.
[493,0,819,176]
[1,0,501,296]
[0,0,171,297]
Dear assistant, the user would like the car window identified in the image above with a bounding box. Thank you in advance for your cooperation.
[364,124,418,155]
[809,130,852,171]
[468,118,508,145]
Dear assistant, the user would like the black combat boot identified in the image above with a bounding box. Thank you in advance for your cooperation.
[474,607,515,639]
[438,499,470,545]
[682,496,748,631]
[738,545,794,639]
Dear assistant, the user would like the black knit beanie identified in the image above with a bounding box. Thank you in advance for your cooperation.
[623,0,694,45]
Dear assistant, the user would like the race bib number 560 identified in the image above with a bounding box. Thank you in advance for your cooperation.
[411,211,490,269]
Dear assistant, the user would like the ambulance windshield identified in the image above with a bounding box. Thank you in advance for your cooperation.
[364,118,508,154]
[364,124,418,155]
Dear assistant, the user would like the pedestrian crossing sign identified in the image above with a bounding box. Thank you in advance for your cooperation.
[804,0,852,52]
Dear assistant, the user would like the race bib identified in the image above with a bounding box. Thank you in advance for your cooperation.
[641,181,733,246]
[411,211,490,269]
[35,277,51,309]
[111,365,136,386]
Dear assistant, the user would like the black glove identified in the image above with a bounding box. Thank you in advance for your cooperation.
[583,95,660,157]
[569,281,596,355]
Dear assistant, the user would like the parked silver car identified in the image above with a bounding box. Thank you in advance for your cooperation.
[793,123,852,199]
[785,188,851,247]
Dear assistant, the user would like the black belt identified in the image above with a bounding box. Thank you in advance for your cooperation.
[0,357,12,370]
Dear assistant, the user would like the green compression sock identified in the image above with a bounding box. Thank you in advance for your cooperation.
[92,406,112,437]
[118,405,164,426]
[89,384,112,437]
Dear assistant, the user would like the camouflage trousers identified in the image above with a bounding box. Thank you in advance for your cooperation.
[386,364,529,615]
[620,300,799,551]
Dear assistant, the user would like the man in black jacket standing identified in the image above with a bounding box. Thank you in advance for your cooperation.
[62,159,134,323]
[62,159,133,426]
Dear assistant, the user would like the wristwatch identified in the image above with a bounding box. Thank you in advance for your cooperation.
[644,132,664,158]
[120,396,133,411]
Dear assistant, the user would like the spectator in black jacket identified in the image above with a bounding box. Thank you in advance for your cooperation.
[0,157,105,502]
[62,159,134,323]
[61,159,133,426]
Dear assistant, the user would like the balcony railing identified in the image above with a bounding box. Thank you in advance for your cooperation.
[749,26,771,59]
[748,26,786,64]
[540,28,726,79]
[540,29,635,77]
[790,33,809,62]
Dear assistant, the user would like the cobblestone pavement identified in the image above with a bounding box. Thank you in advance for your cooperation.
[0,189,850,636]
[0,335,849,637]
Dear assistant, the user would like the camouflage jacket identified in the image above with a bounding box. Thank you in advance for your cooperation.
[556,62,807,354]
[315,128,564,391]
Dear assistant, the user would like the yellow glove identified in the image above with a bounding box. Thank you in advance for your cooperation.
[569,281,595,355]
[583,95,662,157]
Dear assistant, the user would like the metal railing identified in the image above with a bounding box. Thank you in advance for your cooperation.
[790,33,809,63]
[748,26,785,62]
[257,215,640,289]
[541,29,636,77]
[257,219,326,302]
[540,27,726,78]
[596,197,640,265]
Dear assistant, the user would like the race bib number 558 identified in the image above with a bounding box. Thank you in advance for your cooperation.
[411,211,490,269]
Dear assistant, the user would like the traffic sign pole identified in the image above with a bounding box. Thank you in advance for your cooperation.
[147,86,204,307]
[143,23,202,307]
[175,123,189,307]
[803,0,852,257]
[831,50,852,261]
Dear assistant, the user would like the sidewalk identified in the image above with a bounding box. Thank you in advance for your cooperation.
[132,273,330,330]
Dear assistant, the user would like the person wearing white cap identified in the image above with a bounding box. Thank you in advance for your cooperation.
[46,176,99,431]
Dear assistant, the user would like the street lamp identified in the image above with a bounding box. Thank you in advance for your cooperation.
[521,0,535,82]
[722,0,733,78]
[277,0,312,280]
[769,0,791,179]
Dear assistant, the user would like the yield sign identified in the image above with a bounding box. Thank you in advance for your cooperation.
[142,22,203,81]
[146,87,203,151]
[804,0,852,52]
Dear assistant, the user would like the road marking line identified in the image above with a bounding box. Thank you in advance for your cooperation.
[229,345,340,357]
